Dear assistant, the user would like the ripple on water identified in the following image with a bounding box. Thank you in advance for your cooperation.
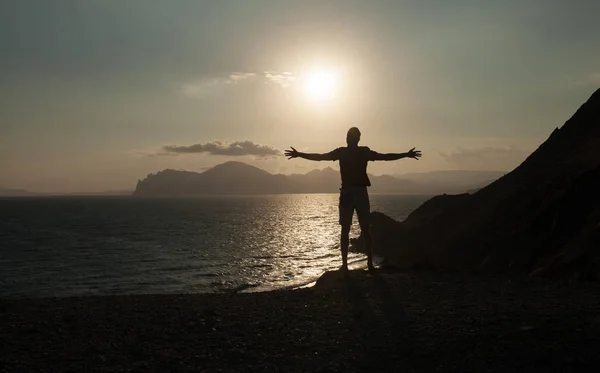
[0,194,431,297]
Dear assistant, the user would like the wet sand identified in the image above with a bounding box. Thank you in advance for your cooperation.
[2,270,600,372]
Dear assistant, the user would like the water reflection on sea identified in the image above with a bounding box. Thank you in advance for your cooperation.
[0,194,431,297]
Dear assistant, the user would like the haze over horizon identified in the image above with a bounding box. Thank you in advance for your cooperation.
[1,0,599,193]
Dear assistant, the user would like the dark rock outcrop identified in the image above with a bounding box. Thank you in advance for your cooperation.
[367,88,600,279]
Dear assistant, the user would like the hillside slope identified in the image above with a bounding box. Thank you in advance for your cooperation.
[367,88,600,279]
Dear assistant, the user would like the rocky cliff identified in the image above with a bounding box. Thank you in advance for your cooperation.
[366,88,600,279]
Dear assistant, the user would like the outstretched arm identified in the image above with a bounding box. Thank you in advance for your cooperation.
[370,147,422,161]
[284,147,337,161]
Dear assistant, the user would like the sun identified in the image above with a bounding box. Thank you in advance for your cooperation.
[303,69,340,102]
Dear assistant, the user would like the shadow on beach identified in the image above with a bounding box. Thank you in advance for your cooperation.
[314,269,417,370]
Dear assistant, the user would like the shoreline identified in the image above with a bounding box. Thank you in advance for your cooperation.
[243,257,370,294]
[0,258,371,300]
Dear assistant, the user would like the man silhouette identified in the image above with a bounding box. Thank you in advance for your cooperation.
[285,127,422,272]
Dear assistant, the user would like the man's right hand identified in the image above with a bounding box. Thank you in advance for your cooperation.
[285,147,300,159]
[406,147,422,160]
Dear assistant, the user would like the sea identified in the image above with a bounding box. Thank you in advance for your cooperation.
[0,194,431,298]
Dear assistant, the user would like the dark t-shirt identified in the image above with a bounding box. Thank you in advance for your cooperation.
[326,146,379,187]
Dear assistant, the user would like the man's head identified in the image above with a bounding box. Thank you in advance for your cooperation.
[346,127,361,146]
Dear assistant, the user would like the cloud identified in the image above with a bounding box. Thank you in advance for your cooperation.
[181,72,257,98]
[229,72,256,82]
[162,140,282,157]
[439,145,525,170]
[265,71,296,88]
[588,73,600,85]
[181,70,297,97]
[439,145,521,161]
[181,79,221,97]
[568,73,600,89]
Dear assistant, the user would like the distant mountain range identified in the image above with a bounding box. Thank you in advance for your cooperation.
[0,188,132,197]
[1,166,505,197]
[394,170,504,191]
[133,162,505,196]
[0,187,37,197]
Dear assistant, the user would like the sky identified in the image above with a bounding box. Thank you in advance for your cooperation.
[1,0,599,192]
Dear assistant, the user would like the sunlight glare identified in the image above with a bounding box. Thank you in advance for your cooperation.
[303,69,340,102]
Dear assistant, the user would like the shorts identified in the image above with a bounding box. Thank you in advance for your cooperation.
[338,186,371,227]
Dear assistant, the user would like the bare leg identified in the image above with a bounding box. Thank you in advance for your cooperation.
[360,223,375,270]
[340,224,351,270]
